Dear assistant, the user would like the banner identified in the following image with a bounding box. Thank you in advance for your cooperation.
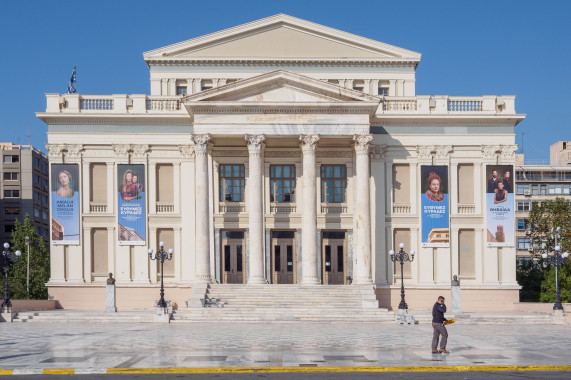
[117,164,146,245]
[51,164,80,245]
[421,165,449,247]
[486,165,514,246]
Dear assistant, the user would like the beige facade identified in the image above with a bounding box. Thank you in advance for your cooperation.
[37,15,525,310]
[0,143,49,244]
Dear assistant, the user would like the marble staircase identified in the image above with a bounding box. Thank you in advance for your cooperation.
[173,284,393,322]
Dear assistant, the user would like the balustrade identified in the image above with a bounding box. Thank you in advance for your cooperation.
[156,202,175,214]
[81,97,113,111]
[457,204,476,214]
[448,98,482,112]
[219,203,245,213]
[392,203,411,214]
[89,202,108,213]
[146,98,181,111]
[270,204,297,214]
[321,204,347,214]
[382,98,417,112]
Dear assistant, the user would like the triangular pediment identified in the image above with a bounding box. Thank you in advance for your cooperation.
[144,14,420,63]
[183,70,380,104]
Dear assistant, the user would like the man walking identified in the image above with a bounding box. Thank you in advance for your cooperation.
[432,296,450,354]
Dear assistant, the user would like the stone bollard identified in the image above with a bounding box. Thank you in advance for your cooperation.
[450,275,462,315]
[105,273,117,313]
[1,306,13,322]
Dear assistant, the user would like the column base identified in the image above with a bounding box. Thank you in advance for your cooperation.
[193,275,213,284]
[301,277,320,285]
[247,277,267,285]
[352,278,374,285]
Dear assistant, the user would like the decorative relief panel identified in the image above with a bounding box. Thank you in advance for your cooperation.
[265,151,300,158]
[370,145,387,160]
[113,144,131,158]
[435,145,453,161]
[499,145,518,164]
[316,151,352,158]
[416,145,435,161]
[46,144,66,161]
[178,145,195,159]
[66,144,84,158]
[132,144,150,158]
[481,145,500,163]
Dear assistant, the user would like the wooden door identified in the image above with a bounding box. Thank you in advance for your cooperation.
[222,239,244,284]
[272,238,295,284]
[322,238,346,285]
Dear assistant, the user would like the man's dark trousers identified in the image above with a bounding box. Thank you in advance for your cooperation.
[432,323,448,350]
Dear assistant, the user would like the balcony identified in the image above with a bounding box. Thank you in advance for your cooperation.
[392,203,411,214]
[89,202,107,213]
[321,203,347,214]
[156,202,175,214]
[219,202,245,213]
[44,94,186,114]
[457,204,476,214]
[270,203,297,214]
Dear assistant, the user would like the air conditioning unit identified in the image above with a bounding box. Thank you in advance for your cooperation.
[524,191,531,196]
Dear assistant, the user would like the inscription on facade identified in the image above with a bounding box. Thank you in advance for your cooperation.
[245,114,318,122]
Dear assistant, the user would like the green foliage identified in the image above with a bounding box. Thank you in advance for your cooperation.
[540,262,571,303]
[517,259,547,302]
[526,198,571,303]
[6,214,50,299]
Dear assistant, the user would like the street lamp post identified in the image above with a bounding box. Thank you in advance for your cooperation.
[148,241,174,313]
[25,236,30,297]
[389,243,415,310]
[1,243,21,311]
[535,228,569,311]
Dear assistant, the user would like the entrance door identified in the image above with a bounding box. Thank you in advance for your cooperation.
[271,231,296,284]
[221,231,245,284]
[322,231,346,285]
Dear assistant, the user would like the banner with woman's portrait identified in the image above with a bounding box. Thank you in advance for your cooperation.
[421,165,450,247]
[51,164,80,245]
[486,165,514,246]
[117,164,146,245]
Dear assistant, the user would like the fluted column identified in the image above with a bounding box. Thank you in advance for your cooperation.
[300,135,320,285]
[192,134,212,283]
[353,134,374,284]
[246,134,266,284]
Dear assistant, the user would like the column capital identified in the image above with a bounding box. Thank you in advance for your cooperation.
[499,145,518,164]
[113,144,131,158]
[191,134,212,155]
[46,144,66,161]
[178,145,195,159]
[299,134,320,153]
[416,145,435,162]
[353,134,373,155]
[66,144,84,159]
[435,145,453,162]
[481,145,501,163]
[245,134,266,155]
[132,144,149,159]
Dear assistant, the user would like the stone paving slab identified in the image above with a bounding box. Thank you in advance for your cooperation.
[0,322,569,371]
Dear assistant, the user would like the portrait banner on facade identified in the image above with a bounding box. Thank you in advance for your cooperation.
[117,164,146,245]
[486,164,514,246]
[421,165,450,247]
[51,164,80,245]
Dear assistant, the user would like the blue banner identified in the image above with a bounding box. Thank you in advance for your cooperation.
[51,164,80,245]
[486,165,514,246]
[117,164,146,245]
[421,165,450,247]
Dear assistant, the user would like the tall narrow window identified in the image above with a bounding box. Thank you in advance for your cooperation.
[219,164,245,202]
[270,165,296,202]
[321,165,347,203]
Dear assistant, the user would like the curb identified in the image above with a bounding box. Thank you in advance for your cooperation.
[1,365,571,375]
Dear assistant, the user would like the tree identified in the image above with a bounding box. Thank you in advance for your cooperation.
[527,198,571,303]
[7,214,50,299]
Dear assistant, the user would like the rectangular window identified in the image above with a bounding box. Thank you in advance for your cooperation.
[42,178,48,188]
[321,165,347,203]
[378,81,389,96]
[34,174,40,184]
[42,194,48,203]
[3,155,19,163]
[41,161,48,171]
[270,165,296,202]
[219,164,245,202]
[34,192,40,201]
[42,211,48,220]
[352,80,364,92]
[517,201,531,211]
[3,172,18,181]
[517,219,529,231]
[516,184,529,194]
[5,207,20,215]
[176,86,187,96]
[33,157,40,166]
[4,189,20,198]
[34,208,40,218]
[517,238,531,250]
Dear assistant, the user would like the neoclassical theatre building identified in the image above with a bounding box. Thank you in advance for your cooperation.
[38,15,525,310]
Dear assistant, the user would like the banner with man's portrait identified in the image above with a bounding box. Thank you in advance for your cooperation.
[117,164,146,245]
[486,165,514,246]
[421,165,450,247]
[51,164,80,245]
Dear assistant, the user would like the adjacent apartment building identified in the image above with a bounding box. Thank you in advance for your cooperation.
[0,143,50,244]
[515,141,571,263]
[37,14,525,311]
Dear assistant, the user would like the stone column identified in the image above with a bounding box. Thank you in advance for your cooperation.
[300,135,320,285]
[246,134,266,284]
[192,134,212,283]
[353,135,373,284]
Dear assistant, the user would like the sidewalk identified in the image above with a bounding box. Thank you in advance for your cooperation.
[0,321,570,374]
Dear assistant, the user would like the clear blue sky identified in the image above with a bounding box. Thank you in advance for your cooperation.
[1,1,569,161]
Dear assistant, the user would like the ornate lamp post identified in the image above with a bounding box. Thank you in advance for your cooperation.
[534,227,569,311]
[1,243,21,311]
[25,236,30,297]
[389,243,415,310]
[148,241,173,312]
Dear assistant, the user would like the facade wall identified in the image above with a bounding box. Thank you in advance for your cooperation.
[38,15,525,310]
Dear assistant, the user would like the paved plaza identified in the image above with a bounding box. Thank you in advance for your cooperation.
[0,321,570,373]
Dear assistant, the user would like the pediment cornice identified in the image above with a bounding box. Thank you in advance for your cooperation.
[143,14,421,65]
